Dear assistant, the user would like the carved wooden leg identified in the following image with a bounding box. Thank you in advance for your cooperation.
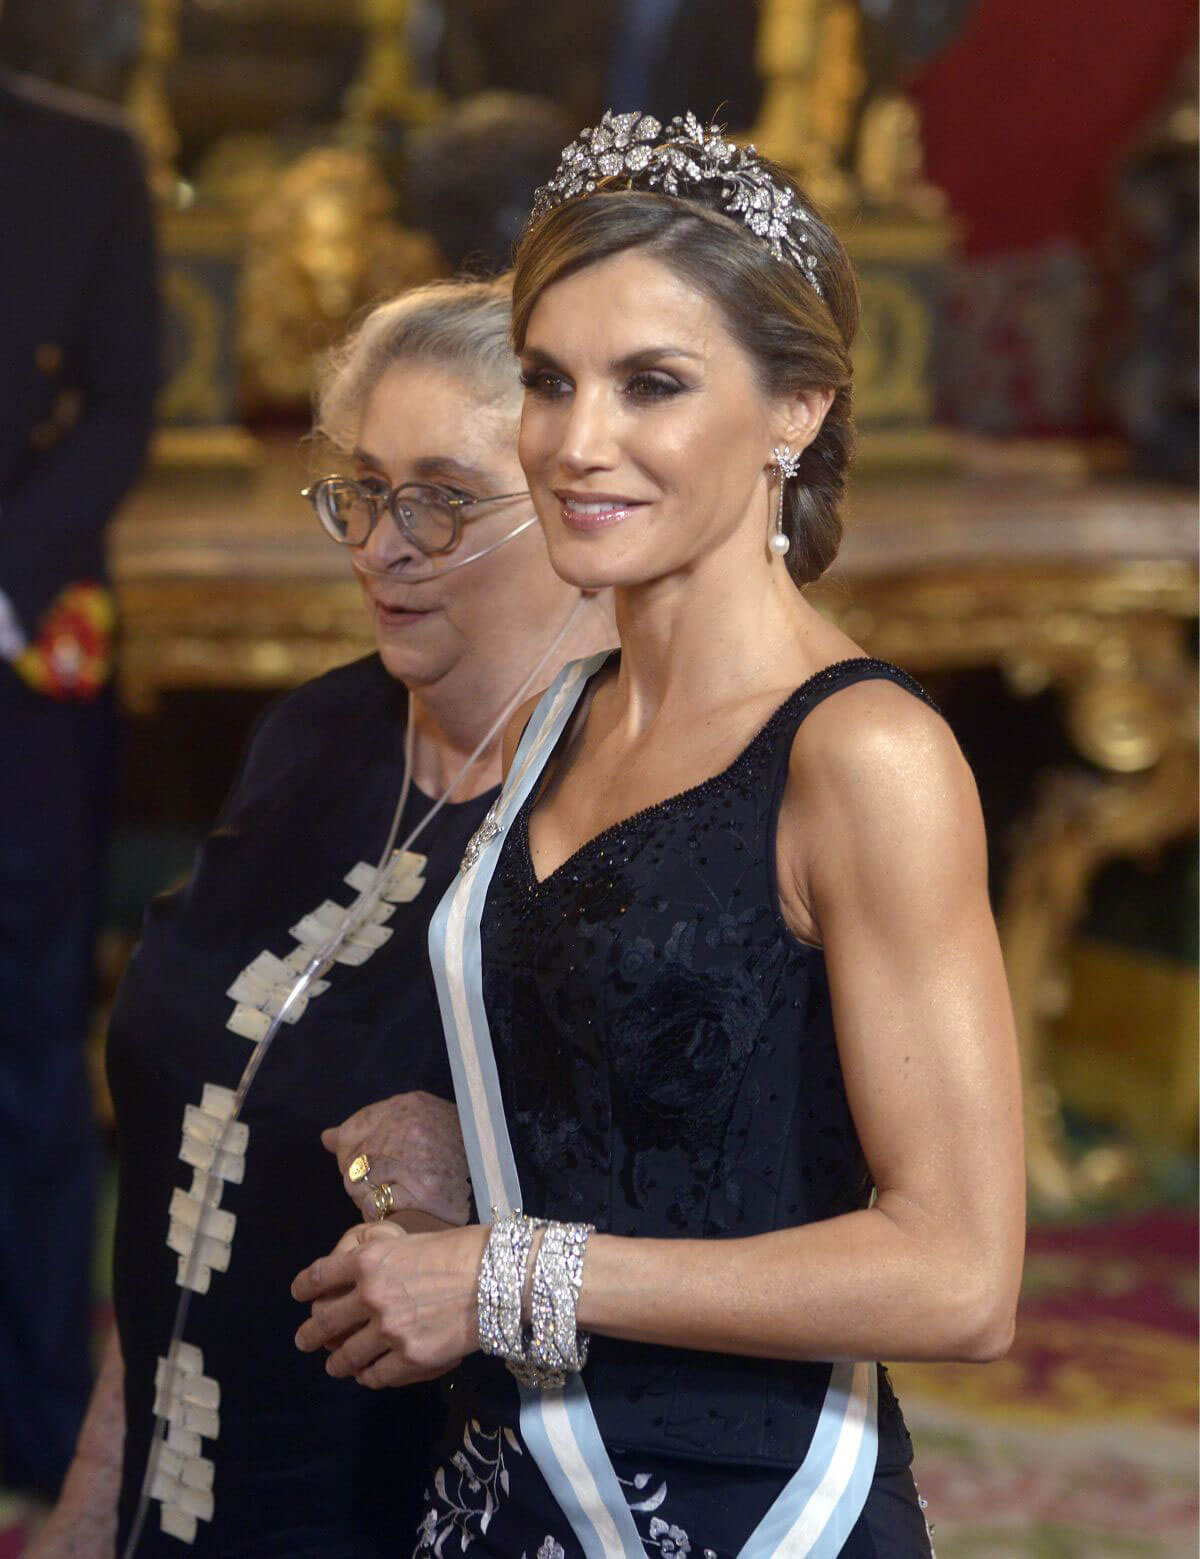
[1000,633,1198,1211]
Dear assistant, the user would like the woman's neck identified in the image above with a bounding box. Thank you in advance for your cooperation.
[407,593,616,798]
[610,548,818,735]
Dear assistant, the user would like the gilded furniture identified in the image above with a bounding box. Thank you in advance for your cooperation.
[748,0,958,468]
[816,482,1198,1209]
[109,440,1198,1209]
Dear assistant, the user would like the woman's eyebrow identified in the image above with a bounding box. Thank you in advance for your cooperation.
[612,346,702,371]
[348,450,489,486]
[520,345,703,372]
[411,455,490,485]
[520,345,564,371]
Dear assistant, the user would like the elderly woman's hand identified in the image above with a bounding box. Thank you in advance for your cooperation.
[322,1091,471,1227]
[292,1221,487,1388]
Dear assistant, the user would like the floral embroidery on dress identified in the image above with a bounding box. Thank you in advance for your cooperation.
[413,1420,520,1555]
[414,1418,721,1558]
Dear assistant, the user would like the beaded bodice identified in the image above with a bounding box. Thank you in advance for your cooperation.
[481,656,935,1242]
[464,656,938,1468]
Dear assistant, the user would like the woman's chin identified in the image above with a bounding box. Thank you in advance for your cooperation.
[544,535,648,593]
[376,637,446,687]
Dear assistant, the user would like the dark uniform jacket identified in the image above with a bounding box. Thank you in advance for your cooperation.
[0,69,159,647]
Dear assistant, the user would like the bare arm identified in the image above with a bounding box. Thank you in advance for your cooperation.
[296,683,1024,1381]
[26,1327,125,1559]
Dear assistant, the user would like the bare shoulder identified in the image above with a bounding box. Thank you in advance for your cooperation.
[791,675,967,795]
[783,674,985,903]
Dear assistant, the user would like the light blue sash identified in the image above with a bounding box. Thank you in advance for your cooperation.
[429,654,879,1557]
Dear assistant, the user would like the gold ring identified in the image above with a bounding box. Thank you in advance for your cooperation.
[367,1182,396,1221]
[348,1153,371,1184]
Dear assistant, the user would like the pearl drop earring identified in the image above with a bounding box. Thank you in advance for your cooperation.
[770,445,802,557]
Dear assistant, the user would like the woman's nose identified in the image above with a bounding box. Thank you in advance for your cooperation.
[359,505,421,573]
[558,386,618,473]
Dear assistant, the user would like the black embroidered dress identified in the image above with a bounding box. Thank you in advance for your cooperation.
[107,655,496,1558]
[418,657,937,1558]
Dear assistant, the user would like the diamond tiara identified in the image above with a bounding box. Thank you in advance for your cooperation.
[529,109,823,297]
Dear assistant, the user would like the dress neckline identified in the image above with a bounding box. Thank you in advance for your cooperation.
[520,654,879,891]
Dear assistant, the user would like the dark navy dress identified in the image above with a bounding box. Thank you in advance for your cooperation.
[417,658,937,1557]
[107,655,496,1557]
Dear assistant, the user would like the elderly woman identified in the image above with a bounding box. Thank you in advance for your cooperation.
[31,277,611,1559]
[293,115,1024,1558]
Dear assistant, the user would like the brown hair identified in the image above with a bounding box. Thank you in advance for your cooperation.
[511,171,858,586]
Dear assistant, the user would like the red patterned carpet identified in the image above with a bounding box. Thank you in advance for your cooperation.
[2,1212,1196,1555]
[893,1211,1198,1556]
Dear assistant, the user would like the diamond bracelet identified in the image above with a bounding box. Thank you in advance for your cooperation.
[476,1209,594,1390]
[528,1220,593,1387]
[477,1209,536,1361]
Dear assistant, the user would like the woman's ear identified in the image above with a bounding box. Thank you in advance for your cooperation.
[776,388,835,454]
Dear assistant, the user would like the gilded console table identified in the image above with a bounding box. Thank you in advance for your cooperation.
[110,440,1198,1210]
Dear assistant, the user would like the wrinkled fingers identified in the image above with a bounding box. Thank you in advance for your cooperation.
[355,1349,449,1390]
[325,1321,390,1379]
[291,1246,360,1303]
[294,1287,372,1353]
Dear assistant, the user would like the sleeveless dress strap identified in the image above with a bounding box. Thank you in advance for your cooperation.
[429,652,881,1557]
[791,658,940,726]
[764,657,942,851]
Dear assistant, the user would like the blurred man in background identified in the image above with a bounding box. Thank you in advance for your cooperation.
[0,33,159,1502]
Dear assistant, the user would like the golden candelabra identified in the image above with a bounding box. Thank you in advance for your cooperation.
[751,0,863,210]
[751,0,956,466]
[342,0,441,140]
[125,0,184,203]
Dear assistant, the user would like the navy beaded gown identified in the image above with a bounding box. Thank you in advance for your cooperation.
[106,655,496,1558]
[417,656,938,1558]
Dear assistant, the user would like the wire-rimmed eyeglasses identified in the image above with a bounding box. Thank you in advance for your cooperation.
[301,475,530,556]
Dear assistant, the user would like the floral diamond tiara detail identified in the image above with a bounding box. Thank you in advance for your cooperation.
[530,109,823,297]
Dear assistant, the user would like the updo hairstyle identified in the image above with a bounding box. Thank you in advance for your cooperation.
[510,166,858,586]
[315,275,519,454]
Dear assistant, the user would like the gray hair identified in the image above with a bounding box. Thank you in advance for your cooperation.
[314,276,520,453]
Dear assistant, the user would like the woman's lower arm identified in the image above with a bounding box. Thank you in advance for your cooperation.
[27,1326,125,1559]
[576,1196,1018,1366]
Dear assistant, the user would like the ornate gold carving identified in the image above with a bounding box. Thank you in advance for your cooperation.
[1052,940,1198,1152]
[751,5,956,459]
[750,0,863,209]
[342,0,441,138]
[115,577,373,714]
[751,0,942,222]
[1065,671,1177,773]
[1002,737,1197,1210]
[857,93,946,219]
[190,134,292,215]
[238,147,442,410]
